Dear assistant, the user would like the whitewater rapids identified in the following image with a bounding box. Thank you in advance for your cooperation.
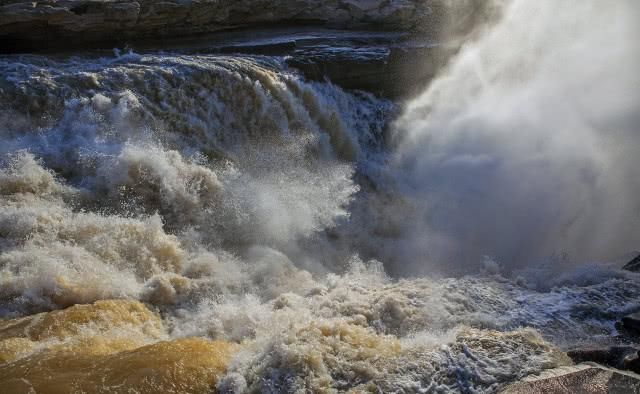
[1,1,640,393]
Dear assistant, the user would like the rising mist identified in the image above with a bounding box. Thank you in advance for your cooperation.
[389,0,640,273]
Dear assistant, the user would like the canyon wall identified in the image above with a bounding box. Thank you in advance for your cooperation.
[0,0,475,51]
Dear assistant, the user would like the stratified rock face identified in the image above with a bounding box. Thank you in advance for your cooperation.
[501,364,640,394]
[0,0,443,51]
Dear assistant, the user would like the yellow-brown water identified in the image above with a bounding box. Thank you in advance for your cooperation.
[0,298,573,393]
[1,0,639,392]
[0,141,637,393]
[0,300,237,393]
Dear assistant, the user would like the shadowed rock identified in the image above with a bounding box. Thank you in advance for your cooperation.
[568,347,640,374]
[286,43,452,98]
[0,0,499,53]
[620,313,640,336]
[0,0,428,52]
[623,254,640,272]
[0,1,499,98]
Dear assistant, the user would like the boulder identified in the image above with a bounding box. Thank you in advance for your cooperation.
[501,364,640,394]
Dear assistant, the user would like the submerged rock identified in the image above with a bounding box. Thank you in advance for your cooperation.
[501,364,640,394]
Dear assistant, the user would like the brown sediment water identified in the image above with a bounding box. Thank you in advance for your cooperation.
[0,0,639,391]
[0,300,237,393]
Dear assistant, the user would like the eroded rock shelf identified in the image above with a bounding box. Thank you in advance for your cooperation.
[0,0,444,52]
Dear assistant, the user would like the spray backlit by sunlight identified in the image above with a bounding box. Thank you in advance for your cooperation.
[392,0,640,272]
[1,2,640,392]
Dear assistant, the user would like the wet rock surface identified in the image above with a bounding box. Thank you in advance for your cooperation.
[173,28,454,98]
[10,28,451,99]
[501,364,640,394]
[286,41,451,98]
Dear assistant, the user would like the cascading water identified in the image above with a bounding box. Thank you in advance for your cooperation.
[0,1,639,393]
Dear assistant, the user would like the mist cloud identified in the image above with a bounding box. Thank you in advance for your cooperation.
[390,0,640,273]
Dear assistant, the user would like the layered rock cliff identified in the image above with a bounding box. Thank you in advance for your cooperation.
[0,0,446,51]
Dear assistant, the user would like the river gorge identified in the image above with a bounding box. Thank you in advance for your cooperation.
[1,1,640,393]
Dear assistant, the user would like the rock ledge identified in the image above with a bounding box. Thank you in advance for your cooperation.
[0,0,438,52]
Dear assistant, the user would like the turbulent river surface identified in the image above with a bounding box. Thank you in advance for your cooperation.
[1,1,640,393]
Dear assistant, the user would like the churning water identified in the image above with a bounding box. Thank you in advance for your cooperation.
[0,0,639,392]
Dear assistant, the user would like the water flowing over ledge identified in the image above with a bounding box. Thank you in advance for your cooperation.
[1,0,640,393]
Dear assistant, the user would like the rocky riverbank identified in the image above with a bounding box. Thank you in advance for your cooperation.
[0,0,494,53]
[0,0,492,98]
